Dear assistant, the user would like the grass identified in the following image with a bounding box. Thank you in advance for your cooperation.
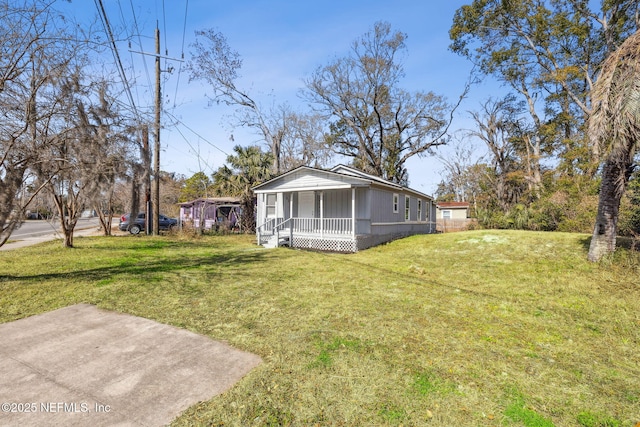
[0,230,639,426]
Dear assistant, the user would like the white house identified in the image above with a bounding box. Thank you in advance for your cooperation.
[253,165,437,252]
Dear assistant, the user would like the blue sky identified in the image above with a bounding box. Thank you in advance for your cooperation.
[66,0,501,195]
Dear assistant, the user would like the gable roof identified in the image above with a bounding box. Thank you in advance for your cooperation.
[252,166,372,193]
[329,164,403,189]
[253,165,433,200]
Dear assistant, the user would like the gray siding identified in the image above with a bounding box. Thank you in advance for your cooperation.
[323,189,351,218]
[370,187,434,225]
[371,188,403,223]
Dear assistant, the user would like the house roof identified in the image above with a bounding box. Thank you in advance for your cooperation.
[436,201,470,209]
[253,165,433,200]
[178,197,241,207]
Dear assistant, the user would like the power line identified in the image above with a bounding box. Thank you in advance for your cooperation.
[164,110,229,156]
[172,0,189,109]
[128,0,152,90]
[116,0,142,110]
[162,0,168,56]
[171,125,216,174]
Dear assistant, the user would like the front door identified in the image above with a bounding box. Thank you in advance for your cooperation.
[298,191,315,218]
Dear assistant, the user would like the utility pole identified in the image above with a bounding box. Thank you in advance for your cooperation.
[153,26,161,236]
[142,124,151,235]
[128,26,182,236]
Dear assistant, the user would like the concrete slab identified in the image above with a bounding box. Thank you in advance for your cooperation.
[0,304,262,426]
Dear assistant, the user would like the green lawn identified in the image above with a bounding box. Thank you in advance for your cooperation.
[0,230,638,426]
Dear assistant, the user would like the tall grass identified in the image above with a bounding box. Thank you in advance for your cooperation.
[0,231,638,426]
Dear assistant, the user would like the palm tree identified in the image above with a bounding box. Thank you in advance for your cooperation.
[212,145,274,232]
[588,30,640,262]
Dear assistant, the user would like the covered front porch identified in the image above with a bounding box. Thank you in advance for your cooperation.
[256,187,369,252]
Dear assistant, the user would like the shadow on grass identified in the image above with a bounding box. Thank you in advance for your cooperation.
[579,235,591,252]
[0,249,269,284]
[579,234,640,252]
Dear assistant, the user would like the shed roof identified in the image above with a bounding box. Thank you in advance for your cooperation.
[436,201,470,209]
[178,197,241,207]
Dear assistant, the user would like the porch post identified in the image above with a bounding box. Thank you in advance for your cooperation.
[289,192,294,245]
[351,187,356,238]
[320,191,324,238]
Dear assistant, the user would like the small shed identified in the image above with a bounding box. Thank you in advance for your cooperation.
[436,202,470,220]
[435,201,473,232]
[179,197,242,231]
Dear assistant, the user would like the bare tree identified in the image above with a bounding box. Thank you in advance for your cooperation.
[0,0,82,246]
[188,29,302,174]
[436,133,480,205]
[304,22,464,184]
[469,96,528,210]
[33,71,135,247]
[82,83,133,236]
[279,109,333,171]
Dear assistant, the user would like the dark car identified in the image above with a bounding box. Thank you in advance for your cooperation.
[119,213,177,234]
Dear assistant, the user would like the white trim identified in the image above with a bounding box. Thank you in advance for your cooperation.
[417,199,422,221]
[320,191,324,238]
[254,184,361,194]
[265,193,277,218]
[405,195,410,221]
[393,193,399,213]
[351,188,356,238]
[289,192,293,219]
[253,166,372,191]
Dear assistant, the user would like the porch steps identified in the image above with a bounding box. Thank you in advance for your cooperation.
[262,234,290,249]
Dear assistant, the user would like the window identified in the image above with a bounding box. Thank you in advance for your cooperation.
[405,196,410,221]
[393,193,399,213]
[442,210,451,220]
[266,194,276,218]
[417,199,422,221]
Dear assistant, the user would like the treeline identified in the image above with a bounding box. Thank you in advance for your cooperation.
[436,0,640,238]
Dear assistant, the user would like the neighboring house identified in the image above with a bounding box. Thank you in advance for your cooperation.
[253,165,437,252]
[435,201,472,232]
[179,197,242,231]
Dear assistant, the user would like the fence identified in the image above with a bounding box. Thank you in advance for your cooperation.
[436,218,477,233]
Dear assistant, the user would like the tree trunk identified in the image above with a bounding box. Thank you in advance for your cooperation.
[63,227,74,248]
[241,195,256,233]
[97,209,112,236]
[588,157,632,262]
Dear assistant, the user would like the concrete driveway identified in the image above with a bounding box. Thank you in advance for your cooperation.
[0,304,262,426]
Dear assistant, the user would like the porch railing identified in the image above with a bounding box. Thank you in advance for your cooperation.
[291,218,352,235]
[257,217,354,247]
[256,217,283,245]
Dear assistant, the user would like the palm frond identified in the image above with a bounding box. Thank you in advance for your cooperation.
[590,30,640,161]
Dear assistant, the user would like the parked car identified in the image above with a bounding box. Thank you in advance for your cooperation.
[119,212,177,234]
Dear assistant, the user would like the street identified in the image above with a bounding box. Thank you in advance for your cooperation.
[10,218,102,239]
